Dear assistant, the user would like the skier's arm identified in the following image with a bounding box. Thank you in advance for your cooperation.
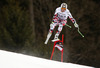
[68,10,79,28]
[52,8,59,23]
[52,14,58,23]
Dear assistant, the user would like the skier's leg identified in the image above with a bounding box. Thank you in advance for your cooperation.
[55,20,66,37]
[45,23,57,44]
[55,24,63,39]
[52,24,63,42]
[52,20,66,42]
[45,16,59,44]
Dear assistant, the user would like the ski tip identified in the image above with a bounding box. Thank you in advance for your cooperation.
[44,42,47,44]
[44,43,47,44]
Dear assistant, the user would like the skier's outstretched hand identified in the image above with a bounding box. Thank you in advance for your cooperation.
[74,22,79,28]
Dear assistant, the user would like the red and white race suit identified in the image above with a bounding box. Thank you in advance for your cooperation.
[49,7,76,38]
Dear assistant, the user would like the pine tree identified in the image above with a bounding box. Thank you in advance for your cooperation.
[0,0,34,51]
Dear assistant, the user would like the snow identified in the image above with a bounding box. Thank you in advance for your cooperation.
[0,50,94,68]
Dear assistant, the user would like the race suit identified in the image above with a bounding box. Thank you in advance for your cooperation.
[49,7,76,38]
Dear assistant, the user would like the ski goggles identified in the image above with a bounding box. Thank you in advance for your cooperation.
[61,8,66,10]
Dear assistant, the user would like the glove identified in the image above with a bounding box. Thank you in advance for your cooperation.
[52,22,54,23]
[74,22,79,28]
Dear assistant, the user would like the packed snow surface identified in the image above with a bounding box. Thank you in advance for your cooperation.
[0,50,94,68]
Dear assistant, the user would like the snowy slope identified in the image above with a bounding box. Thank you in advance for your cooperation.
[0,50,94,68]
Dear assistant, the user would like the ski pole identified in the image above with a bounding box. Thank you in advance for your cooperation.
[65,24,84,37]
[65,24,71,28]
[77,27,84,38]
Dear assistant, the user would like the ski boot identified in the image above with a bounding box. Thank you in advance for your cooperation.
[52,33,60,42]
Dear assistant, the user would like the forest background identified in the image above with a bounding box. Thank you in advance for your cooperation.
[0,0,100,67]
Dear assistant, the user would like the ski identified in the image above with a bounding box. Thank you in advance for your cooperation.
[44,32,52,44]
[77,27,84,38]
[52,38,60,42]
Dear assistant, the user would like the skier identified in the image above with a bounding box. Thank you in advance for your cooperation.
[45,3,79,44]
